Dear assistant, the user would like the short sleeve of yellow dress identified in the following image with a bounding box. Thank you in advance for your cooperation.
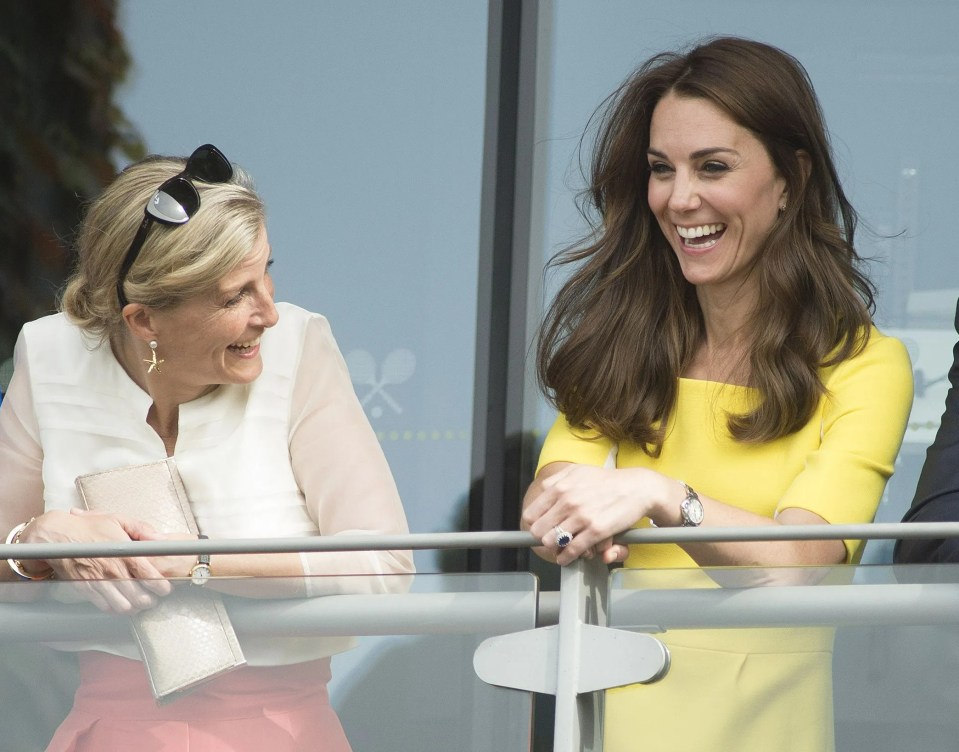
[536,328,913,752]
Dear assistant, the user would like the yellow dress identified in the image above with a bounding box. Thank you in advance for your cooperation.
[537,328,913,752]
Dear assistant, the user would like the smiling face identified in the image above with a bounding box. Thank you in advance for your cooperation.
[147,224,278,399]
[646,92,787,303]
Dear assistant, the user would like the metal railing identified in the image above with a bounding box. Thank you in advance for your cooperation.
[2,522,959,751]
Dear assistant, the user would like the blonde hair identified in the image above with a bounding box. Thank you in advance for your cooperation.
[61,153,265,341]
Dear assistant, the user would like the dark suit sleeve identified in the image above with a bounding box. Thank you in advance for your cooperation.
[895,298,959,563]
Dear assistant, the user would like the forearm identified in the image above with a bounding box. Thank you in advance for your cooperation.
[667,499,846,567]
[196,548,414,598]
[0,429,46,582]
[523,463,846,568]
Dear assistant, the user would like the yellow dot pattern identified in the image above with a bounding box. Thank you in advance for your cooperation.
[907,421,941,432]
[377,429,471,442]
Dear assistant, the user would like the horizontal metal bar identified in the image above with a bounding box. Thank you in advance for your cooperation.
[4,577,959,644]
[609,581,959,629]
[616,521,959,544]
[3,522,959,561]
[0,531,538,560]
[0,589,539,643]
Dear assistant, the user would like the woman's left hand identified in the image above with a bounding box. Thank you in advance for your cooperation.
[112,521,197,579]
[522,463,668,565]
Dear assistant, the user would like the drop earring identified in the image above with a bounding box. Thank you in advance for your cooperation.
[144,340,164,374]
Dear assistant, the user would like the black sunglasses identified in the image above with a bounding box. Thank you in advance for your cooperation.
[116,143,234,307]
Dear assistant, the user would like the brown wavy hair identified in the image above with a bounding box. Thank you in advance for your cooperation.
[537,36,875,456]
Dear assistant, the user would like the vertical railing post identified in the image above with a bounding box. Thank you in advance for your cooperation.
[553,557,610,751]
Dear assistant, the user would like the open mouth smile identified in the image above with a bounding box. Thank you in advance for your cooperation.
[676,223,726,250]
[228,336,261,354]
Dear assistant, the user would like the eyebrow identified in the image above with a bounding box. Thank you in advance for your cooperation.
[647,147,740,160]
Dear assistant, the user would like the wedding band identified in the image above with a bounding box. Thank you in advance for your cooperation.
[555,526,574,549]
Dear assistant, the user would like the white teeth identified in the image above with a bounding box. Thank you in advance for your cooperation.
[676,223,726,239]
[231,337,261,349]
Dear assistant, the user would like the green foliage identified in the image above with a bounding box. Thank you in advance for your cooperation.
[0,0,144,376]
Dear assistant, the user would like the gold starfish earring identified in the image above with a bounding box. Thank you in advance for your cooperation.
[145,340,164,374]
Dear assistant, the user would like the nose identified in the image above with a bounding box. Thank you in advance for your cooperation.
[667,171,701,213]
[259,296,279,329]
[254,279,279,328]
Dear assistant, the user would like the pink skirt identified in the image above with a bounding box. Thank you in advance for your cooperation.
[46,651,352,752]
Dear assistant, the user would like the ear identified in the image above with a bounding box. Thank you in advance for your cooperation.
[121,303,160,344]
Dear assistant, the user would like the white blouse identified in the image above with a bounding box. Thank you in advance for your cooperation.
[0,302,413,663]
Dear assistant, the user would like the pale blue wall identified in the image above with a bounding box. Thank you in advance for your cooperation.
[116,0,489,571]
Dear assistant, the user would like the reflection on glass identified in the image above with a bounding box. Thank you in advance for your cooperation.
[0,572,534,752]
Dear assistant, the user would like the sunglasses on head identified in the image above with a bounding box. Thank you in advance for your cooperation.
[116,143,233,307]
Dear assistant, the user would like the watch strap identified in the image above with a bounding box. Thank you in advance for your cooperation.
[190,534,211,584]
[196,533,210,568]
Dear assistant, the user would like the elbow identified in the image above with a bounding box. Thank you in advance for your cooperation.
[379,549,415,594]
[793,537,847,568]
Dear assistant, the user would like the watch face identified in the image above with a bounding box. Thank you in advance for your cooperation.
[191,564,211,586]
[682,496,704,526]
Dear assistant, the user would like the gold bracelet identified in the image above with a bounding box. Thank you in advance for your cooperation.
[5,518,54,581]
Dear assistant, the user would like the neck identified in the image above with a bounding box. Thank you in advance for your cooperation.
[695,279,757,337]
[689,289,756,385]
[147,402,179,438]
[110,332,154,395]
[111,331,217,407]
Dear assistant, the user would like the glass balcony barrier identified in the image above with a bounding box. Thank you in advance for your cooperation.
[607,563,959,752]
[0,565,537,751]
[2,524,959,751]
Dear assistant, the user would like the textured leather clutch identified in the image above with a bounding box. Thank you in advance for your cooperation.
[75,458,246,703]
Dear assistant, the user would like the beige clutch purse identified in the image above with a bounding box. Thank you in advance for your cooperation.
[75,458,246,703]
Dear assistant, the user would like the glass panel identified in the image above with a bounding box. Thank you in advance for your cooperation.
[0,572,535,751]
[834,565,959,752]
[529,1,959,562]
[334,573,536,752]
[116,1,489,572]
[607,563,959,750]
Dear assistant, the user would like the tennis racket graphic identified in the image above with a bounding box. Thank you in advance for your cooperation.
[346,348,416,417]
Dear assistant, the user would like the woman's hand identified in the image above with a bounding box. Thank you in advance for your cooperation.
[522,463,671,566]
[24,509,173,613]
[116,523,196,580]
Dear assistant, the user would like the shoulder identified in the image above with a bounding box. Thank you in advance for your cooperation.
[862,326,910,360]
[18,313,92,365]
[265,303,333,348]
[21,312,75,342]
[829,326,911,379]
[822,326,913,402]
[261,302,341,374]
[272,301,326,330]
[537,414,614,472]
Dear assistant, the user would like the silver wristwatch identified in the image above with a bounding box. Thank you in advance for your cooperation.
[679,482,704,527]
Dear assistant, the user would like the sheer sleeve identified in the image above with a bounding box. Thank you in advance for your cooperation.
[289,315,414,594]
[0,331,46,537]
